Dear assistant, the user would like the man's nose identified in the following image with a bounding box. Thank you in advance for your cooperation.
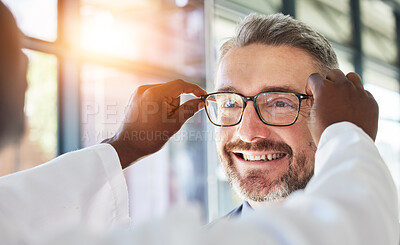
[236,102,272,142]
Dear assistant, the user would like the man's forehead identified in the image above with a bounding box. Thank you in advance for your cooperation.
[215,45,317,95]
[217,85,303,94]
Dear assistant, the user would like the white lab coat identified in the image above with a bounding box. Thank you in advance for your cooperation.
[0,122,398,244]
[235,122,399,245]
[0,143,130,244]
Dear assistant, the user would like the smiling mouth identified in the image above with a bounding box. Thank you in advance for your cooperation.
[234,153,286,162]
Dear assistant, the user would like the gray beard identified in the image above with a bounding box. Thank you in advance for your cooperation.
[220,139,315,203]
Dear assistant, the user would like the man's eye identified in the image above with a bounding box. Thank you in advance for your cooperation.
[223,100,239,108]
[274,101,288,107]
[264,99,296,110]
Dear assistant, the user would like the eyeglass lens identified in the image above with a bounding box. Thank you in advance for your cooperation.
[204,92,300,126]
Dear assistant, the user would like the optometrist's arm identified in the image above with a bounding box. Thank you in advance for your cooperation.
[103,80,206,169]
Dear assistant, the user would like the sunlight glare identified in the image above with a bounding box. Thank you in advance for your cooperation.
[81,8,138,58]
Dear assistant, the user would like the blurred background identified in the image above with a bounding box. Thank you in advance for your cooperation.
[0,0,399,224]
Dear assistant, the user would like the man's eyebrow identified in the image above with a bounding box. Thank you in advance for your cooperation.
[217,85,302,93]
[217,86,237,92]
[260,86,301,93]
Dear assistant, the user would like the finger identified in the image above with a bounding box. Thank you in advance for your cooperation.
[365,90,376,99]
[176,99,204,122]
[198,101,205,110]
[306,73,325,97]
[136,84,160,95]
[346,72,363,88]
[326,69,347,83]
[170,96,180,109]
[129,84,161,105]
[157,79,207,98]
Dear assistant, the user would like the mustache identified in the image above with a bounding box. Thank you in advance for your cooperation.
[224,139,293,157]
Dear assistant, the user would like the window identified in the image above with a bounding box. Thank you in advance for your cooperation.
[0,50,58,176]
[223,0,281,15]
[2,0,57,41]
[361,1,397,64]
[364,80,400,189]
[80,0,205,77]
[79,0,208,223]
[1,0,209,223]
[298,0,351,46]
[335,47,355,74]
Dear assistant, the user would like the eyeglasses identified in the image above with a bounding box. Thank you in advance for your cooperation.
[201,91,311,127]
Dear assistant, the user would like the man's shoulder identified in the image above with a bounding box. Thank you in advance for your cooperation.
[224,204,244,219]
[206,204,243,229]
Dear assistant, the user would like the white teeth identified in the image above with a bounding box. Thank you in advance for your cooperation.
[241,153,285,162]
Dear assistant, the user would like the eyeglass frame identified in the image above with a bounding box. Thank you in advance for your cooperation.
[200,91,311,127]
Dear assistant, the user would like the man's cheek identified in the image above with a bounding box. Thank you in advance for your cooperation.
[284,123,311,141]
[214,128,232,147]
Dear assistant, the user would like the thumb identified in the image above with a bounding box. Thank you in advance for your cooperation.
[176,99,204,122]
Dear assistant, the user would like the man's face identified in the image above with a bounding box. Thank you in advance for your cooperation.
[215,44,318,207]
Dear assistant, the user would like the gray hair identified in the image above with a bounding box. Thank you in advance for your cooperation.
[219,13,339,73]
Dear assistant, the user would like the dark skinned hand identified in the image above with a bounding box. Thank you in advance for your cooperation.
[306,69,379,146]
[103,79,206,169]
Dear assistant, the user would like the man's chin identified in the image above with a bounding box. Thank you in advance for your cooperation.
[226,170,289,202]
[240,181,288,202]
[221,156,290,202]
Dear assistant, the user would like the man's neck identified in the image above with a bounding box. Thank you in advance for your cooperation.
[248,199,284,209]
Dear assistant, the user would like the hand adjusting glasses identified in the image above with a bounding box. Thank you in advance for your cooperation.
[201,91,311,127]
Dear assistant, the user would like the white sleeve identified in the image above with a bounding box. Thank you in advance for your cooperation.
[0,143,130,244]
[239,122,399,245]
